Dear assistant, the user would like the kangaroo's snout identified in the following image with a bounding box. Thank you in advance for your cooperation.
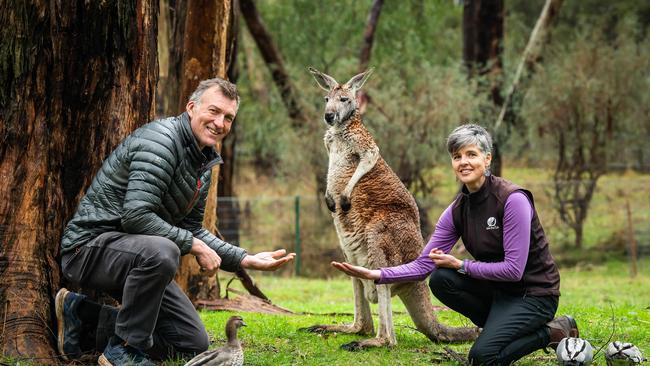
[324,113,335,124]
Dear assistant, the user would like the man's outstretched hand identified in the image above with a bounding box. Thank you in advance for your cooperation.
[331,261,381,280]
[241,249,296,271]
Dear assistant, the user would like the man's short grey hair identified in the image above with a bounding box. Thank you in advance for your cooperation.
[446,124,493,156]
[188,77,240,107]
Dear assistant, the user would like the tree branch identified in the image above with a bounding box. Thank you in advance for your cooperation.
[239,0,307,128]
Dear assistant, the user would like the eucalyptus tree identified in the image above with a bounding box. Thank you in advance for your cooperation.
[0,1,157,359]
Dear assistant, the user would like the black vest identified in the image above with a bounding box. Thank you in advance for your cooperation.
[451,175,560,296]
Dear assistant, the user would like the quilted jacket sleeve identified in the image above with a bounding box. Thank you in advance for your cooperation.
[121,131,194,254]
[180,170,247,272]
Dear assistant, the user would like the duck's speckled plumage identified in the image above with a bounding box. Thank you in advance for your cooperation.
[184,316,245,366]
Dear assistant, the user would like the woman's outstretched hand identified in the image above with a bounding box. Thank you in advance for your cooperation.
[331,261,381,280]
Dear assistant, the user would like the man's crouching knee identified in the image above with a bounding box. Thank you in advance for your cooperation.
[178,328,210,357]
[143,236,181,278]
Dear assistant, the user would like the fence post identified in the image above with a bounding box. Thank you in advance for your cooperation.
[294,195,302,276]
[626,199,638,278]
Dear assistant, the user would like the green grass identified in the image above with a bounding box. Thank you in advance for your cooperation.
[166,259,650,366]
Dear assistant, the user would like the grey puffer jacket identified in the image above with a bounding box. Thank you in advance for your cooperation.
[61,112,247,272]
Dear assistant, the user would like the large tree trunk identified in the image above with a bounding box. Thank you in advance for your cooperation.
[173,0,238,302]
[462,0,505,176]
[0,1,157,361]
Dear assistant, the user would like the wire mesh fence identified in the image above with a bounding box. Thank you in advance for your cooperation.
[216,177,650,278]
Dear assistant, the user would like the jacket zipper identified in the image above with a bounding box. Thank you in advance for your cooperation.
[185,164,206,212]
[185,152,221,213]
[186,179,202,212]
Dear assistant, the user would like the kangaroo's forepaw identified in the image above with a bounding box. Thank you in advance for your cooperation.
[340,341,363,352]
[340,195,351,212]
[325,193,336,212]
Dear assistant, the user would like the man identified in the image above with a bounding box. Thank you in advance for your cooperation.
[57,78,295,366]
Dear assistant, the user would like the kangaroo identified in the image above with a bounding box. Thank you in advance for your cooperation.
[305,67,479,350]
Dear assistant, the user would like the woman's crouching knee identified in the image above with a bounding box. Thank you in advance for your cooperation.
[428,268,460,296]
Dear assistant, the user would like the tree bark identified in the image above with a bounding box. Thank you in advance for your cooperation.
[156,0,177,118]
[0,1,157,361]
[239,0,308,128]
[173,0,239,302]
[159,0,188,117]
[462,0,505,176]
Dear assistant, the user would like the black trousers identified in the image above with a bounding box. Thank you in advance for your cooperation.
[61,232,209,359]
[429,268,558,366]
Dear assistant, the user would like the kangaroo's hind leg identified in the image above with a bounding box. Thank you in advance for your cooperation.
[303,276,374,335]
[398,281,480,343]
[338,221,403,350]
[340,283,396,351]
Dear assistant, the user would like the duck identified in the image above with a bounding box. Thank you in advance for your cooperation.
[184,316,246,366]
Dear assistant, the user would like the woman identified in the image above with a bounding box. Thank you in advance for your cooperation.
[332,124,578,365]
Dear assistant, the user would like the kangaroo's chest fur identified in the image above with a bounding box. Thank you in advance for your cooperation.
[325,126,368,264]
[327,141,368,266]
[325,132,360,195]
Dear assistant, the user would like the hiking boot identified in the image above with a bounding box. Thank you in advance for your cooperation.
[98,338,155,366]
[546,315,579,350]
[55,288,86,360]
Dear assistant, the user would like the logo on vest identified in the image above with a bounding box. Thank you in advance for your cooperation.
[486,217,500,230]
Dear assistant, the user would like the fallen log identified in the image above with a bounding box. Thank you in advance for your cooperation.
[194,288,293,315]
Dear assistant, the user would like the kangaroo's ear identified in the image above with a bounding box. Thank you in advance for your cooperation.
[344,68,374,92]
[309,67,338,91]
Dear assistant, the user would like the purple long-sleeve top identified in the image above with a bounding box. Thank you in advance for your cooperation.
[378,191,533,284]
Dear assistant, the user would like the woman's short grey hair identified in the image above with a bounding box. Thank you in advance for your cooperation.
[446,124,493,156]
[188,77,240,107]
